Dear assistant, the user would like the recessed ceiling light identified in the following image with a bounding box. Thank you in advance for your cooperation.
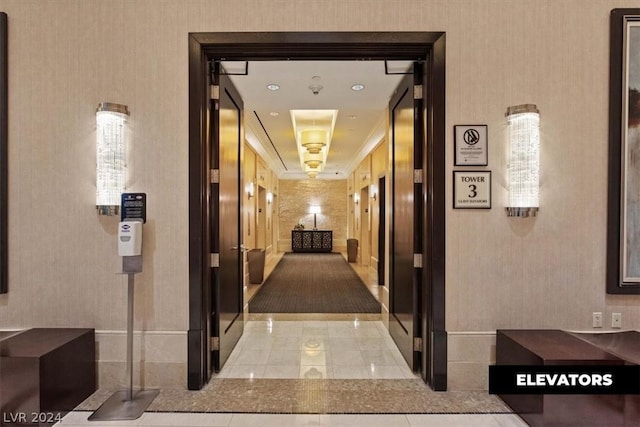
[348,115,357,120]
[351,83,365,91]
[266,83,280,91]
[270,111,279,117]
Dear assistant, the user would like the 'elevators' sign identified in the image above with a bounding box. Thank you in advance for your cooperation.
[454,125,488,166]
[453,171,491,209]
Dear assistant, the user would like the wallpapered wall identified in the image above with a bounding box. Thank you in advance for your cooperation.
[0,0,639,389]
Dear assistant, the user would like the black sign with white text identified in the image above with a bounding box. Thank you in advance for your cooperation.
[121,193,146,223]
[489,365,640,394]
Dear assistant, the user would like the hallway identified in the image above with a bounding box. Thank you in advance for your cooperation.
[234,250,401,378]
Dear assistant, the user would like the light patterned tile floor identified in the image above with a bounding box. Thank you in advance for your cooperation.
[216,320,415,380]
[56,412,528,426]
[56,255,529,426]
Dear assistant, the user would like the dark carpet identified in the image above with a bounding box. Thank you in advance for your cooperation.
[249,253,381,313]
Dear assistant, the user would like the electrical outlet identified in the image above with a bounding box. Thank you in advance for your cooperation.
[592,312,603,328]
[612,313,622,329]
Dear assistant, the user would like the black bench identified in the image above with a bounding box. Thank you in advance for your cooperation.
[0,328,96,426]
[496,329,637,427]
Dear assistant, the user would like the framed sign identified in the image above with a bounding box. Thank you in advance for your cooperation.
[121,193,147,223]
[454,125,488,166]
[453,171,491,209]
[607,9,640,294]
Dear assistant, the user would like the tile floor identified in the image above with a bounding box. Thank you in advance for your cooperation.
[56,320,526,426]
[216,319,415,380]
[55,256,528,426]
[57,411,528,426]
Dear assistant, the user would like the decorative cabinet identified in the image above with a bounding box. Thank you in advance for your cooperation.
[291,230,333,253]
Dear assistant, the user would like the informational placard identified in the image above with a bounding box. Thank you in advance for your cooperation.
[454,125,488,166]
[453,171,491,209]
[121,193,147,223]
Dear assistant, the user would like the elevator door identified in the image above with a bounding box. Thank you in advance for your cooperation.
[389,70,422,371]
[210,68,244,372]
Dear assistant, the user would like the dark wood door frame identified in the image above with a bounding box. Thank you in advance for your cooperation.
[188,32,447,391]
[377,176,386,288]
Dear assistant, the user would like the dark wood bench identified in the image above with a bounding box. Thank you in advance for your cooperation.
[496,329,637,427]
[0,328,96,426]
[570,331,640,426]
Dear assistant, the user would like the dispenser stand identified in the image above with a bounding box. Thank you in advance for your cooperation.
[89,257,158,421]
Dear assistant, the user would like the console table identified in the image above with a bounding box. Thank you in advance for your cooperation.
[291,230,332,253]
[0,328,96,425]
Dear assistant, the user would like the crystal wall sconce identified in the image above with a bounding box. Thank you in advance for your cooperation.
[96,102,129,215]
[506,104,540,217]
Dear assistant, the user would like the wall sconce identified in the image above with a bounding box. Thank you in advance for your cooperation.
[309,205,321,230]
[96,102,129,215]
[266,192,273,204]
[506,104,540,217]
[353,193,360,205]
[370,184,377,201]
[246,182,255,199]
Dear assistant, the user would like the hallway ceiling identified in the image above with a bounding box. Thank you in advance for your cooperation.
[225,60,410,180]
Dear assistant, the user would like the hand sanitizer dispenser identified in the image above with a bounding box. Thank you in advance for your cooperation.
[118,221,142,256]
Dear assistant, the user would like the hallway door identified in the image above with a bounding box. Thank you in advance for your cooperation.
[389,68,423,371]
[211,66,244,372]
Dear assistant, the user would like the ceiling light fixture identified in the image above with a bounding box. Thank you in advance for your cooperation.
[301,129,327,154]
[266,83,280,91]
[291,109,338,180]
[351,83,365,91]
[304,153,324,169]
[270,111,279,117]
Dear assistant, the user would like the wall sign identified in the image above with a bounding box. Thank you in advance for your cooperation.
[454,125,488,166]
[453,171,491,209]
[121,193,147,223]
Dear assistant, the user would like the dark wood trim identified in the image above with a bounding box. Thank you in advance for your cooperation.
[413,61,425,372]
[188,31,447,390]
[606,9,640,294]
[423,34,447,390]
[0,12,7,295]
[377,176,386,287]
[187,34,208,390]
[190,32,440,61]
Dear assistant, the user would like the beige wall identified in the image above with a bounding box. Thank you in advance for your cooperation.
[278,179,348,251]
[1,0,639,390]
[243,147,257,251]
[242,144,276,315]
[369,140,388,268]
